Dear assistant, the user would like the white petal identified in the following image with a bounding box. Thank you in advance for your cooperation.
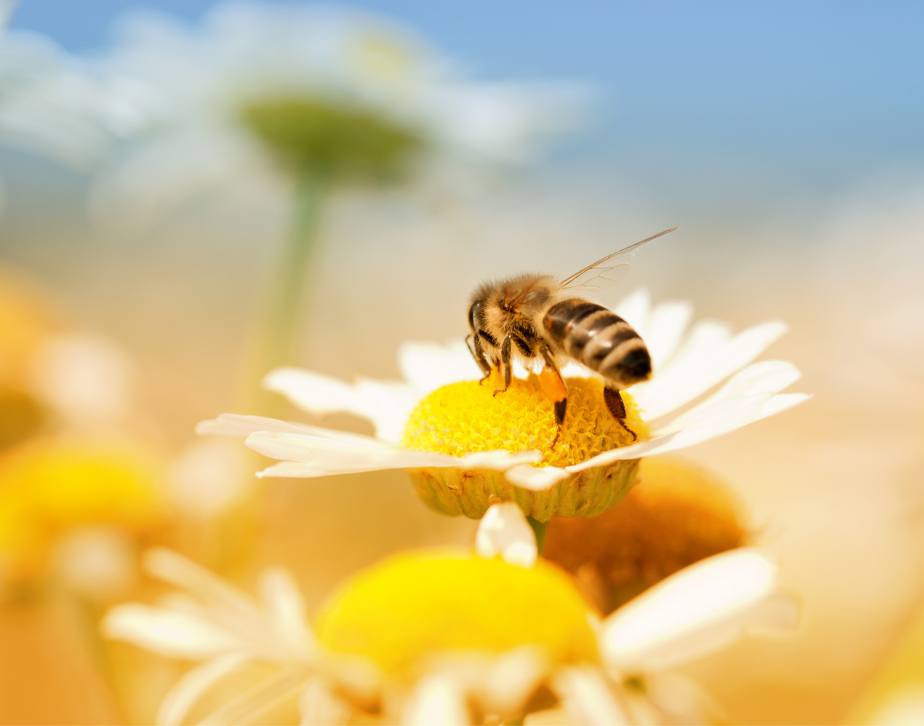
[263,368,414,442]
[568,391,809,471]
[656,360,801,434]
[479,647,549,715]
[299,679,351,726]
[157,652,251,726]
[633,319,788,420]
[404,673,471,726]
[197,668,308,726]
[601,549,799,673]
[196,413,385,446]
[258,568,316,661]
[103,604,242,659]
[643,299,694,371]
[475,503,537,567]
[398,340,483,395]
[614,288,651,335]
[552,666,630,726]
[144,549,258,621]
[458,449,543,469]
[246,432,539,476]
[504,464,570,490]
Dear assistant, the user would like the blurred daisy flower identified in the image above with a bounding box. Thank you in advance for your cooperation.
[104,505,798,725]
[199,290,809,521]
[0,267,136,436]
[92,1,579,223]
[0,436,165,599]
[544,456,750,614]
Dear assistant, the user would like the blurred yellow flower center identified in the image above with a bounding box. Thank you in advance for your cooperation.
[544,456,748,613]
[400,373,648,468]
[0,438,165,584]
[314,549,599,679]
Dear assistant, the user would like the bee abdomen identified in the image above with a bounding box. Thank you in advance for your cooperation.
[543,299,651,385]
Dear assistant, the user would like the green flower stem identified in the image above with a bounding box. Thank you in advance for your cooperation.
[250,164,333,414]
[527,515,548,556]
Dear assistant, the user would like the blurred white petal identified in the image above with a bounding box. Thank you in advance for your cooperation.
[601,549,799,673]
[52,526,135,599]
[167,438,250,519]
[404,673,470,726]
[299,679,351,726]
[479,646,548,715]
[28,332,133,427]
[552,666,630,726]
[258,567,317,660]
[158,652,252,726]
[103,604,243,658]
[475,503,537,567]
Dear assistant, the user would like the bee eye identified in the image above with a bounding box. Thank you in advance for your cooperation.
[468,300,482,330]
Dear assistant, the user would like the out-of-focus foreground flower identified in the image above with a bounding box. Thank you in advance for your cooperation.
[104,504,798,725]
[0,269,168,599]
[200,290,808,520]
[0,436,165,599]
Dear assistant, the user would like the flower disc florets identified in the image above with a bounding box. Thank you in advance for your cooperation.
[314,549,599,681]
[400,372,647,521]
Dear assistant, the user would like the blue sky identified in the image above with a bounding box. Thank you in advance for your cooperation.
[7,1,924,202]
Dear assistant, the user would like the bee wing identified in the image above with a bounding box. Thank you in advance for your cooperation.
[559,227,678,291]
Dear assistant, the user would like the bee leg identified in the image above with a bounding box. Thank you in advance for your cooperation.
[467,333,493,384]
[492,335,513,397]
[603,387,637,442]
[539,345,568,448]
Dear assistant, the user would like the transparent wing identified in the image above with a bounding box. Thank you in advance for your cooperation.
[559,227,678,291]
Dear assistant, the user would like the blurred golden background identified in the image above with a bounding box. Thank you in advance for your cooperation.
[2,2,923,724]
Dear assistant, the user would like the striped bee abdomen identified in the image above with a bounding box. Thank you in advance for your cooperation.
[542,298,652,387]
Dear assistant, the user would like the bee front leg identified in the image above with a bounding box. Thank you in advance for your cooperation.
[492,335,513,397]
[539,345,568,448]
[603,387,638,442]
[467,333,493,384]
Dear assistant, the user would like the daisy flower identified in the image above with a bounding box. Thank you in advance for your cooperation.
[199,289,809,521]
[103,504,798,725]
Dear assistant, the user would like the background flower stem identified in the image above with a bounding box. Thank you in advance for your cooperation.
[250,164,333,415]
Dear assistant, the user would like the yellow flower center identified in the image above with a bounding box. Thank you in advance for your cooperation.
[314,549,599,680]
[401,373,648,468]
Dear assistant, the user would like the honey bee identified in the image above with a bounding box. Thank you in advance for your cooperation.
[466,228,677,442]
